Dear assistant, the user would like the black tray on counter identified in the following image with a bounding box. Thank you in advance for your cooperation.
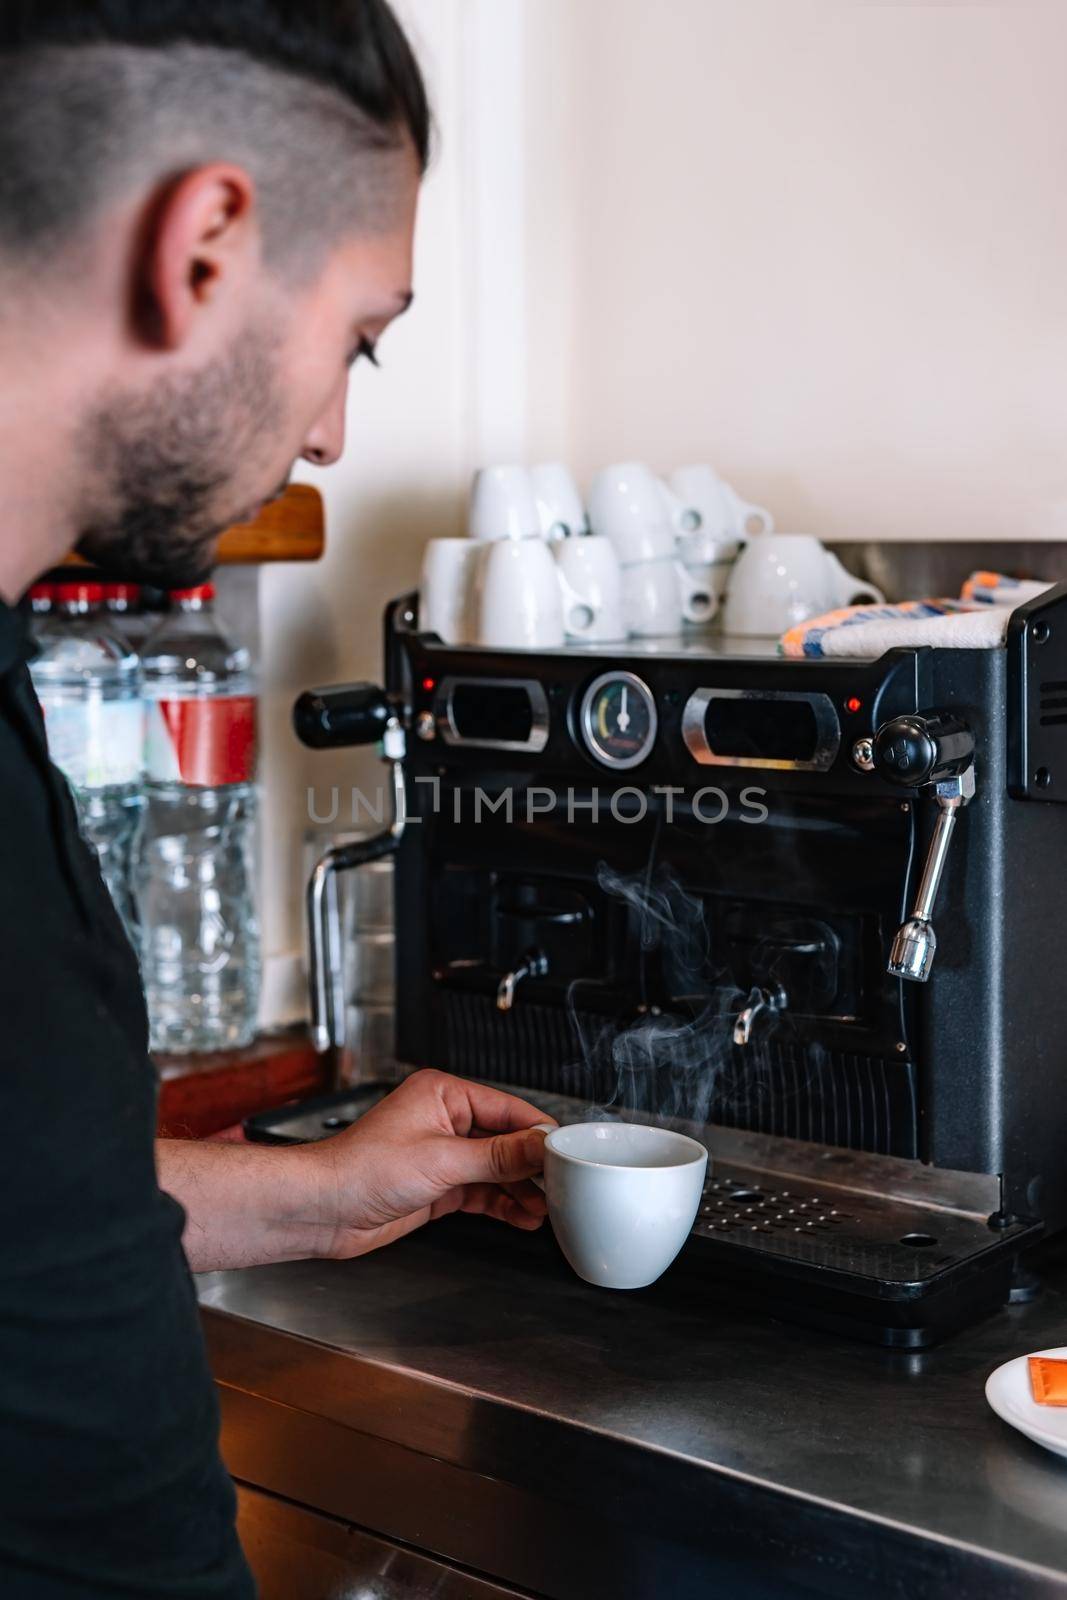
[244,1083,393,1143]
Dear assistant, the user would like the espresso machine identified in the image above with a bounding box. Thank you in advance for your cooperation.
[281,578,1067,1345]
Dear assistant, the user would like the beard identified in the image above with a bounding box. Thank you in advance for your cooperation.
[75,323,289,589]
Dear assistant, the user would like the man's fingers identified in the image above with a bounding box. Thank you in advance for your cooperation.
[439,1125,548,1189]
[501,1178,549,1218]
[459,1183,545,1231]
[427,1190,466,1223]
[431,1071,558,1138]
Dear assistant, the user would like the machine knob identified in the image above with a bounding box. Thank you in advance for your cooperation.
[872,712,975,788]
[293,683,392,750]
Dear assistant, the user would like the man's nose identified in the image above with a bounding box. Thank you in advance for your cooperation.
[301,378,348,468]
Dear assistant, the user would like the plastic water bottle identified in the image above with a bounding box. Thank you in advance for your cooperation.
[102,581,154,654]
[29,580,143,937]
[27,580,56,637]
[135,584,260,1053]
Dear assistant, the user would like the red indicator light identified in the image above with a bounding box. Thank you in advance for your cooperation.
[845,696,863,714]
[421,676,436,693]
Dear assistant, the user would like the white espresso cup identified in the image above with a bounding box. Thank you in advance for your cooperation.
[621,559,682,636]
[621,556,714,635]
[469,464,542,542]
[534,1121,708,1290]
[721,533,885,638]
[418,538,483,644]
[587,462,684,564]
[475,536,565,648]
[674,557,717,627]
[553,535,626,642]
[531,462,588,541]
[677,526,738,619]
[669,463,774,541]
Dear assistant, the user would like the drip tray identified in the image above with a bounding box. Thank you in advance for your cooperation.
[245,1081,1041,1348]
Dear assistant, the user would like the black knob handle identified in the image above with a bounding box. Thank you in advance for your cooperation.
[872,712,975,787]
[293,683,392,750]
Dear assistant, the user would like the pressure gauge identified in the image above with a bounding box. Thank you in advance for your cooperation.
[579,671,658,770]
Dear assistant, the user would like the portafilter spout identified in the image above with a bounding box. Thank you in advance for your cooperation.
[294,684,408,1055]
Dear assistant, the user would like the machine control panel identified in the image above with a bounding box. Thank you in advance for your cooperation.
[390,609,924,792]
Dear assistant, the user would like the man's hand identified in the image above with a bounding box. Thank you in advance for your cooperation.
[307,1069,556,1259]
[157,1070,556,1273]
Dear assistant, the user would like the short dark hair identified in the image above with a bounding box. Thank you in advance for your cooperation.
[0,1,430,267]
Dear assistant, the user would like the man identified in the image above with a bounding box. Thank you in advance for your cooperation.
[0,5,552,1595]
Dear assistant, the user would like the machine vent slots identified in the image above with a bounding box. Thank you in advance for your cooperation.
[1039,680,1067,726]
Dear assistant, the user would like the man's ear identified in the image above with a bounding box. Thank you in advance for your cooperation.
[137,163,258,350]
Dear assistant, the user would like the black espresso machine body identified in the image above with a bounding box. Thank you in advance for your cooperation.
[290,585,1067,1344]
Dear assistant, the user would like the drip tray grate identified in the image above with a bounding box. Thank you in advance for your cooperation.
[690,1163,1021,1285]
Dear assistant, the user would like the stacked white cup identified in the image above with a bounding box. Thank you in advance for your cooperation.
[419,463,627,648]
[418,459,777,648]
[668,463,774,620]
[533,463,626,644]
[587,463,717,637]
[418,539,482,645]
[468,465,566,649]
[530,462,588,541]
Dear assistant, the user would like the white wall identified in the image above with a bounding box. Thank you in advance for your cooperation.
[255,0,1067,1022]
[256,0,529,1022]
[525,0,1067,543]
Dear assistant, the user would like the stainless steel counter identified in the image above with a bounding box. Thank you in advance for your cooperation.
[199,1219,1067,1600]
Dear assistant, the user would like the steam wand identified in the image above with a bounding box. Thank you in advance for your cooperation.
[887,767,974,982]
[869,712,976,984]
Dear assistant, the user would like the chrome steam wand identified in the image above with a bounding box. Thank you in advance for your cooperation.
[869,712,976,984]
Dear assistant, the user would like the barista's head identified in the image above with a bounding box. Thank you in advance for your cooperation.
[0,2,428,587]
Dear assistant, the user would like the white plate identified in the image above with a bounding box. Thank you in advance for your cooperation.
[986,1346,1067,1460]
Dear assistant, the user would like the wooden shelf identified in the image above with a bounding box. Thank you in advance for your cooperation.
[156,1029,328,1140]
[64,484,325,569]
[215,484,325,564]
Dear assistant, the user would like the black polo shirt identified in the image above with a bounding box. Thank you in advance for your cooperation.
[0,599,253,1598]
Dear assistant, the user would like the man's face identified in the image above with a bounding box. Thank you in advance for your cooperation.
[75,159,419,588]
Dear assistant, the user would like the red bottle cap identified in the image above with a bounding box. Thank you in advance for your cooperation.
[55,581,105,605]
[28,583,55,601]
[103,582,142,603]
[170,583,216,603]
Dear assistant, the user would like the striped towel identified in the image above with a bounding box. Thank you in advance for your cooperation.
[779,572,1051,659]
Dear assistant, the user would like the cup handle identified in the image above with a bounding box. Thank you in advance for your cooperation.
[827,553,885,608]
[556,567,597,635]
[722,484,774,538]
[674,560,718,625]
[736,501,774,537]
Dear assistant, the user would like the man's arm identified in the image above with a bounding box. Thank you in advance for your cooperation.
[156,1138,338,1271]
[157,1070,553,1273]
